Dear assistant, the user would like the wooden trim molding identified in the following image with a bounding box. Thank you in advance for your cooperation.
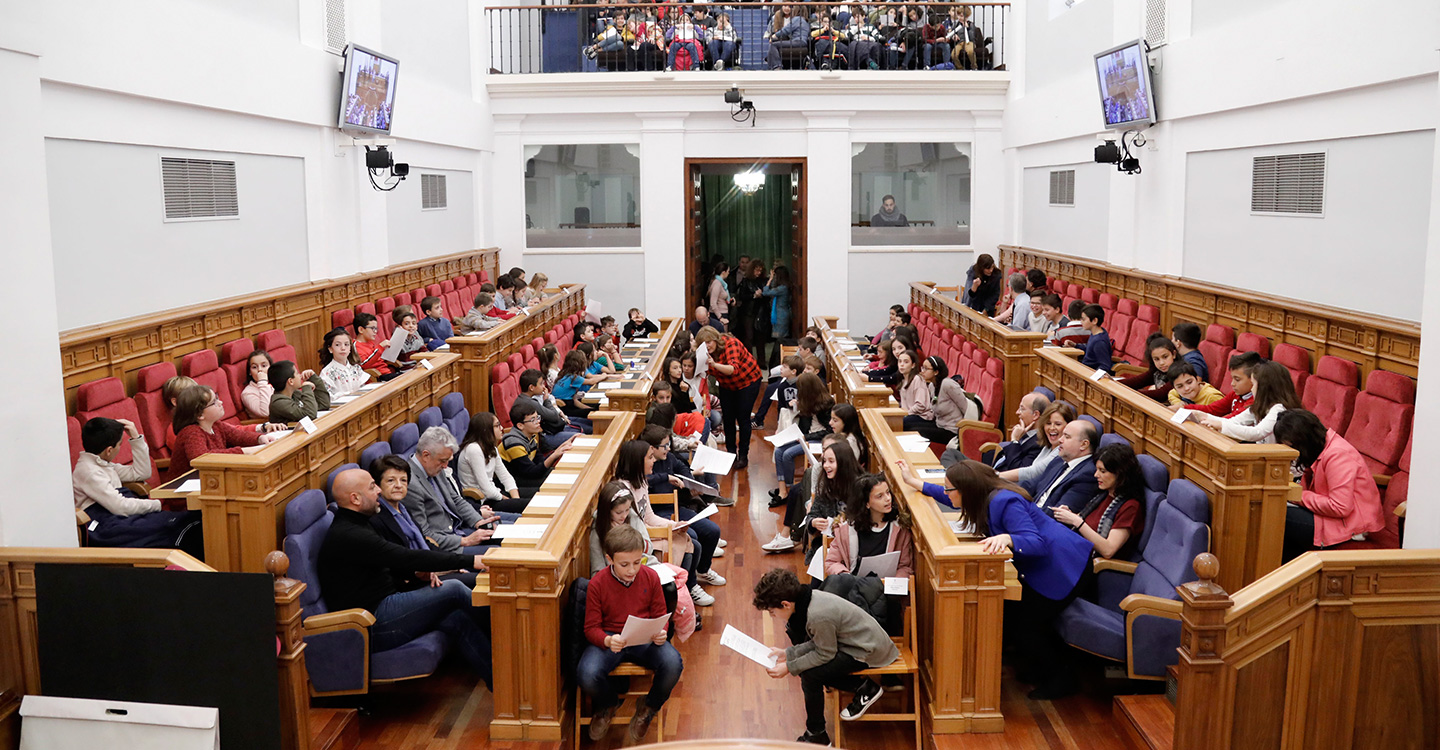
[59,248,500,413]
[998,245,1422,380]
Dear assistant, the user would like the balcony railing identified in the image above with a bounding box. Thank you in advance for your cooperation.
[486,2,1009,74]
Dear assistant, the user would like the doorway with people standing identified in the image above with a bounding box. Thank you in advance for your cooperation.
[684,158,807,372]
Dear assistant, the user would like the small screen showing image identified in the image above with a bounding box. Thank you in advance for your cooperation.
[1094,42,1154,129]
[340,47,398,133]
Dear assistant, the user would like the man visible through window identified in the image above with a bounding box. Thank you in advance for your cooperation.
[870,194,909,227]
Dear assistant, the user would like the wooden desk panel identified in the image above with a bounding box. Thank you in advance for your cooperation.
[604,318,680,415]
[1035,348,1295,591]
[444,284,586,414]
[812,316,896,410]
[191,354,462,573]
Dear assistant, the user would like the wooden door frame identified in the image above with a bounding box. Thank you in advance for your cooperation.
[683,157,807,341]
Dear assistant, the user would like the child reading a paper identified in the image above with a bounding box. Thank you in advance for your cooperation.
[581,525,684,745]
[752,568,898,745]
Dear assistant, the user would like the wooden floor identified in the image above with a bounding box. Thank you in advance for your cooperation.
[351,416,1146,750]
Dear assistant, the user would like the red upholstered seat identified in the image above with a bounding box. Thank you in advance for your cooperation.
[1302,356,1361,433]
[1123,321,1160,365]
[1081,288,1099,304]
[1066,283,1081,299]
[1198,325,1236,393]
[1342,371,1415,476]
[440,280,455,294]
[376,297,398,339]
[986,357,1004,381]
[133,362,177,460]
[1098,293,1117,317]
[491,363,521,428]
[395,292,413,310]
[356,302,376,318]
[1115,299,1138,319]
[444,290,467,325]
[1063,297,1080,313]
[1272,343,1311,400]
[219,339,257,415]
[67,416,84,469]
[1108,314,1133,359]
[1136,305,1160,325]
[181,349,241,425]
[76,377,158,484]
[1334,436,1409,551]
[466,273,478,286]
[331,308,354,334]
[1235,332,1270,359]
[409,288,428,310]
[478,270,490,284]
[976,367,1004,425]
[255,329,297,366]
[426,283,442,298]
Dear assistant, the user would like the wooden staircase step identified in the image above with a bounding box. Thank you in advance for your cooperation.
[310,707,359,750]
[1114,694,1174,750]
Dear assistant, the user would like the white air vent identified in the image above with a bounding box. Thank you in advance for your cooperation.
[1251,153,1325,215]
[161,157,239,221]
[1145,0,1167,49]
[421,174,448,210]
[325,0,347,55]
[1049,169,1075,206]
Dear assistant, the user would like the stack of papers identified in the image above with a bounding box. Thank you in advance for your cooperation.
[690,445,736,475]
[176,479,202,493]
[895,435,932,453]
[527,494,567,509]
[597,381,622,390]
[919,468,947,480]
[572,437,601,448]
[544,473,579,486]
[558,452,591,466]
[493,523,548,540]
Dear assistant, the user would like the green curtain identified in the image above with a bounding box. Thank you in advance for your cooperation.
[700,174,792,269]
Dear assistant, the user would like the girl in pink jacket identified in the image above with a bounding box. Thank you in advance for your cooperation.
[825,473,915,579]
[1274,409,1385,562]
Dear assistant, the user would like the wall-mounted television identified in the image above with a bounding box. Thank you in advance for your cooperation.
[1094,40,1156,130]
[338,44,399,135]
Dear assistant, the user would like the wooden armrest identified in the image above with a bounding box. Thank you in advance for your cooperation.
[1395,501,1406,518]
[363,368,384,379]
[646,526,672,539]
[76,509,91,527]
[304,609,376,630]
[650,492,678,507]
[122,482,151,497]
[1119,594,1183,618]
[935,285,959,293]
[462,487,485,503]
[1112,363,1147,377]
[154,457,170,471]
[978,442,1000,456]
[1093,558,1138,575]
[1372,473,1392,488]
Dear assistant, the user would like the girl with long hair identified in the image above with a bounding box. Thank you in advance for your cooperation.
[457,412,523,511]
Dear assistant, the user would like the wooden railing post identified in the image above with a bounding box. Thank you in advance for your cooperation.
[1173,553,1233,750]
[267,551,312,750]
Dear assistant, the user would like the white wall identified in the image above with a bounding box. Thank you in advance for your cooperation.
[525,251,647,320]
[1021,162,1112,260]
[387,166,477,264]
[1181,130,1435,321]
[849,250,972,336]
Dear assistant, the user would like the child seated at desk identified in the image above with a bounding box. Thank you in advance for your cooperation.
[267,360,331,422]
[160,374,198,454]
[319,327,372,398]
[353,312,400,381]
[580,525,684,744]
[824,473,914,580]
[240,350,274,419]
[73,417,203,559]
[390,306,430,359]
[166,385,286,480]
[623,307,659,342]
[588,481,652,575]
[553,350,597,419]
[417,296,454,347]
[1166,362,1224,407]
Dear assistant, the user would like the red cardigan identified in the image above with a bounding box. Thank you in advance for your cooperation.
[167,422,261,481]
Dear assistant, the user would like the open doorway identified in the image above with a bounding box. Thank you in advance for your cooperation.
[684,158,807,370]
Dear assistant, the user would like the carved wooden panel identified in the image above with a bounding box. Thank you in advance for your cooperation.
[1229,643,1290,749]
[1350,622,1440,748]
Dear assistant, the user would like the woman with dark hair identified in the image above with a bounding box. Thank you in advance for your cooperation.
[827,403,869,466]
[695,326,763,468]
[707,261,733,325]
[962,253,1002,316]
[895,458,1093,698]
[997,401,1077,483]
[1200,360,1300,443]
[1273,409,1385,562]
[1052,443,1147,560]
[825,473,914,579]
[457,412,524,510]
[1117,334,1179,403]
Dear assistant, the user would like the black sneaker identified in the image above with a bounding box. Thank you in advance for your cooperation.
[840,679,882,720]
[751,418,765,429]
[735,456,749,470]
[796,730,832,745]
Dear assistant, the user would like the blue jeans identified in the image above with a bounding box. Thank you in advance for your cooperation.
[774,441,807,484]
[922,42,950,67]
[541,428,581,453]
[578,642,684,710]
[752,378,785,422]
[655,503,719,574]
[707,40,736,67]
[372,579,492,683]
[667,41,701,69]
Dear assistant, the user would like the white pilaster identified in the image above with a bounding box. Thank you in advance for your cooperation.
[805,112,853,327]
[639,114,689,318]
[1402,71,1440,550]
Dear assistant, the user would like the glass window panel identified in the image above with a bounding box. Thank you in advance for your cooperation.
[525,144,641,248]
[851,142,971,247]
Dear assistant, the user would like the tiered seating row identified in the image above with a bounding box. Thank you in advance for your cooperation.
[447,284,588,415]
[60,247,499,413]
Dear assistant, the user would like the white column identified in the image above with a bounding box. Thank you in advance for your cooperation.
[1403,71,1440,550]
[971,112,1007,256]
[0,31,82,546]
[491,115,527,273]
[640,114,688,318]
[805,112,853,327]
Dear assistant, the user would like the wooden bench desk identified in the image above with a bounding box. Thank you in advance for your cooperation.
[444,283,587,414]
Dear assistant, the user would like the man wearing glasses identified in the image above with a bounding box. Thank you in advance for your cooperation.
[402,426,496,554]
[501,399,576,496]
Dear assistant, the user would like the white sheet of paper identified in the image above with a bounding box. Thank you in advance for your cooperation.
[265,429,294,441]
[1089,368,1108,381]
[648,562,676,585]
[330,395,358,406]
[839,341,859,351]
[883,577,909,595]
[690,445,735,475]
[770,389,779,402]
[1171,408,1192,424]
[381,332,409,362]
[694,342,710,378]
[572,437,601,448]
[634,338,658,343]
[831,329,849,334]
[558,452,591,465]
[764,424,805,447]
[420,359,433,370]
[435,344,450,351]
[671,503,718,530]
[359,383,382,392]
[806,549,826,581]
[952,517,978,535]
[597,381,622,390]
[619,613,671,644]
[720,625,778,669]
[544,473,579,486]
[527,494,567,509]
[807,442,823,455]
[298,416,318,435]
[176,479,202,493]
[315,410,332,418]
[582,391,605,402]
[856,551,901,579]
[492,523,547,539]
[919,468,947,480]
[673,474,719,497]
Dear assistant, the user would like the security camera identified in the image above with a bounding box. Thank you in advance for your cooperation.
[364,145,408,191]
[724,87,743,104]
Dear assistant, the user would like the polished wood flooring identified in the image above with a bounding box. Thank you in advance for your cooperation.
[352,418,1145,750]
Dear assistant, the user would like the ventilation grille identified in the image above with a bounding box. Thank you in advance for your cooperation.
[1049,169,1075,206]
[421,174,448,210]
[161,157,239,220]
[1251,153,1325,215]
[1145,0,1167,49]
[325,0,347,55]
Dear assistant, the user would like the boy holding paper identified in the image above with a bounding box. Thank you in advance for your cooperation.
[581,525,684,744]
[752,568,898,745]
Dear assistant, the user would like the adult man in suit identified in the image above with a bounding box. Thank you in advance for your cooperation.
[369,454,479,588]
[402,426,494,554]
[989,392,1050,470]
[1020,419,1099,513]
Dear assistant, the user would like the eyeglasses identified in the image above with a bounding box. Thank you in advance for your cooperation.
[523,415,542,424]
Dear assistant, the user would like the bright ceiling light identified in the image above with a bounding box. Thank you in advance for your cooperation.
[733,171,765,194]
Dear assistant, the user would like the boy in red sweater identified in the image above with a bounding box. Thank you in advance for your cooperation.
[580,525,683,744]
[1181,351,1263,418]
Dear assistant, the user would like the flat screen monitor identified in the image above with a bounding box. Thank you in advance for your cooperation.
[1094,40,1156,130]
[338,44,399,135]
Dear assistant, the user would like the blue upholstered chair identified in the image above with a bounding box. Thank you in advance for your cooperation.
[1033,386,1056,401]
[282,489,451,696]
[1099,432,1130,450]
[1132,455,1170,561]
[417,406,444,438]
[441,392,470,441]
[1054,478,1210,680]
[358,442,392,473]
[324,463,360,505]
[1078,413,1104,436]
[390,423,420,460]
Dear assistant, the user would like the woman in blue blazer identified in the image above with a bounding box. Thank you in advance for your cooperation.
[897,458,1092,699]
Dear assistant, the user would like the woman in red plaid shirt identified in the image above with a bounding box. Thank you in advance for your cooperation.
[695,326,762,469]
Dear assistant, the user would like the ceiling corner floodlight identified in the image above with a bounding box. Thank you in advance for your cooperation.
[734,171,765,195]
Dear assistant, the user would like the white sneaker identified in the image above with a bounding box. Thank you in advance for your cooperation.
[717,538,728,548]
[714,60,726,71]
[715,434,726,445]
[697,569,727,586]
[712,547,725,558]
[761,533,796,552]
[690,584,715,606]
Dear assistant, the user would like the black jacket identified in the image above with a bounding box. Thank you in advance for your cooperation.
[319,507,470,614]
[992,430,1043,472]
[963,267,1003,316]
